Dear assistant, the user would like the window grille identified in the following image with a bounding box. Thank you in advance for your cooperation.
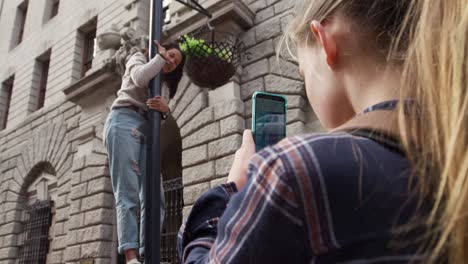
[18,200,53,264]
[161,177,184,264]
[35,50,51,111]
[82,30,96,76]
[79,18,97,77]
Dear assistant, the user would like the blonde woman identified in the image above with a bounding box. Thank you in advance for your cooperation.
[175,0,444,263]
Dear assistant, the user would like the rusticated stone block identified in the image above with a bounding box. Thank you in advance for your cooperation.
[64,245,81,262]
[215,154,235,178]
[81,241,113,258]
[265,74,305,95]
[213,100,244,121]
[87,176,113,195]
[76,225,113,242]
[208,134,242,159]
[80,193,114,212]
[243,59,269,82]
[220,115,245,137]
[83,208,114,226]
[182,162,215,186]
[177,92,208,128]
[183,182,210,206]
[182,123,220,149]
[182,145,208,167]
[180,107,214,138]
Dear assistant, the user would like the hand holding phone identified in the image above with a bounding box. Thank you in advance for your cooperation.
[227,130,256,189]
[252,92,287,151]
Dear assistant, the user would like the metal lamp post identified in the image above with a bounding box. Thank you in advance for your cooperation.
[145,0,164,263]
[146,1,212,263]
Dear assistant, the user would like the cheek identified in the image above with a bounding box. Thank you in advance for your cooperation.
[162,64,175,73]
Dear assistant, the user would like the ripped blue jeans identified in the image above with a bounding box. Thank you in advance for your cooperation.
[103,108,165,255]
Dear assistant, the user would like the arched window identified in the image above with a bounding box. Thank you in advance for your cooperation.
[17,164,57,264]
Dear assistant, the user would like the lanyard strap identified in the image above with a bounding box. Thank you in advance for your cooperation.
[361,99,416,115]
[362,100,399,113]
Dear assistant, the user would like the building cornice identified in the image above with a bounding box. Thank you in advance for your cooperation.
[163,0,255,42]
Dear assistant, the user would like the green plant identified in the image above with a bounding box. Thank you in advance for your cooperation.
[180,35,232,60]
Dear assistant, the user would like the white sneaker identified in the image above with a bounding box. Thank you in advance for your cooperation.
[127,259,142,264]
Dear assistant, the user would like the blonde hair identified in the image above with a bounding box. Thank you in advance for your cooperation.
[280,0,411,61]
[399,0,468,262]
[281,0,468,262]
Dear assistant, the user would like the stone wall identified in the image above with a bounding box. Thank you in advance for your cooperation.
[167,80,246,217]
[0,100,82,264]
[240,0,320,134]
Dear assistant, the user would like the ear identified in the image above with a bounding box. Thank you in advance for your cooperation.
[310,20,338,69]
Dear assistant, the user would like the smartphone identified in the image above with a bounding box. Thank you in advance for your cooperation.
[252,92,288,152]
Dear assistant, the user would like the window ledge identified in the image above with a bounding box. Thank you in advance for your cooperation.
[62,63,120,107]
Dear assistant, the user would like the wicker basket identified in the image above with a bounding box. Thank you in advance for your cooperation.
[180,30,244,89]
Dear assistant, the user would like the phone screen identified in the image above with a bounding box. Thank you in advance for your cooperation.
[253,93,287,151]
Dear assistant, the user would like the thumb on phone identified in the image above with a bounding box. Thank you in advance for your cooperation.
[241,130,255,150]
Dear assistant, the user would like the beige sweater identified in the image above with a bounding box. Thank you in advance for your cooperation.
[111,52,169,111]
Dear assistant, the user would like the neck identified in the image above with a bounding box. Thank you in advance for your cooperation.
[344,62,401,114]
[332,62,402,134]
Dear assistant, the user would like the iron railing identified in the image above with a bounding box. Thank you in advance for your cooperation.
[161,177,184,264]
[18,200,53,264]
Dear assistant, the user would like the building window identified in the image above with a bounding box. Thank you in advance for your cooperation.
[17,200,53,264]
[1,75,14,130]
[0,0,5,24]
[43,0,59,23]
[12,0,28,48]
[18,170,57,264]
[34,50,51,111]
[79,18,97,77]
[50,0,59,19]
[83,30,96,76]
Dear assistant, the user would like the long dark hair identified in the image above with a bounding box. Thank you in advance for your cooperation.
[162,43,185,99]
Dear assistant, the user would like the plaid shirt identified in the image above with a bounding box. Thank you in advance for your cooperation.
[178,130,425,263]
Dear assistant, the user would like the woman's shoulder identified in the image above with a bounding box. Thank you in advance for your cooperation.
[251,132,357,171]
[126,51,147,66]
[272,131,366,157]
[265,131,406,176]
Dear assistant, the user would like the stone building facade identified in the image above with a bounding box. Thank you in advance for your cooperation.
[0,0,320,263]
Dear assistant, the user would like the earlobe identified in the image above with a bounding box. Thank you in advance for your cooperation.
[310,20,338,69]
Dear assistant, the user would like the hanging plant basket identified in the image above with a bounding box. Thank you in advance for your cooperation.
[179,30,244,89]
